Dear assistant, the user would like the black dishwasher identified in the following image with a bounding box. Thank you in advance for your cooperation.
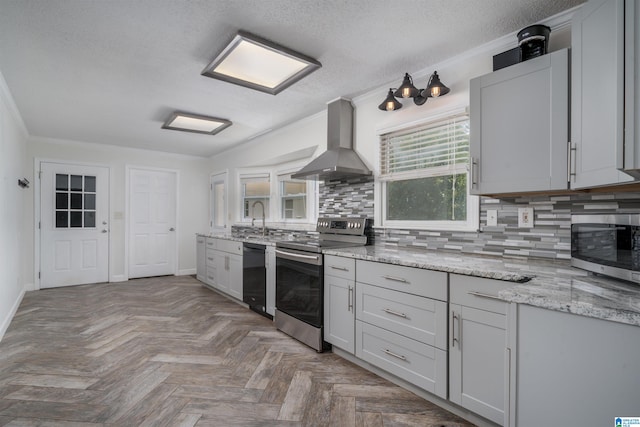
[243,243,270,319]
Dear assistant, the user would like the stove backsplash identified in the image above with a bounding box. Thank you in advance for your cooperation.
[317,176,640,261]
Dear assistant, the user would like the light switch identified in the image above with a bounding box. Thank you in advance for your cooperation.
[518,207,534,228]
[486,210,498,227]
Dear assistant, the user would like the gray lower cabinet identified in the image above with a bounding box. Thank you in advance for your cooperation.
[355,259,448,399]
[324,255,356,353]
[214,239,243,300]
[515,304,640,426]
[470,48,569,195]
[265,246,276,316]
[196,235,206,282]
[449,274,512,426]
[205,238,216,287]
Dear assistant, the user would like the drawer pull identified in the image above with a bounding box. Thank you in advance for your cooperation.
[383,308,407,318]
[383,348,407,361]
[382,275,409,284]
[348,286,354,311]
[330,266,349,271]
[207,257,214,261]
[468,291,503,301]
[452,312,460,347]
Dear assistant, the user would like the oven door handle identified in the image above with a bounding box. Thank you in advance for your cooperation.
[275,249,322,264]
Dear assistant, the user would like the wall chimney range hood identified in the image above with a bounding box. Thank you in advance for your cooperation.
[292,98,372,181]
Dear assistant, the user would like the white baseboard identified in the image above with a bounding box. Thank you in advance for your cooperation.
[0,289,25,342]
[178,268,196,276]
[110,274,127,283]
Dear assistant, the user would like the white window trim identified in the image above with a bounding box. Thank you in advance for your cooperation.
[374,108,479,232]
[235,161,318,227]
[210,170,228,233]
[276,165,318,224]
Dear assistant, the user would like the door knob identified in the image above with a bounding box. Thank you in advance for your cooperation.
[102,221,107,225]
[169,227,175,231]
[101,229,108,233]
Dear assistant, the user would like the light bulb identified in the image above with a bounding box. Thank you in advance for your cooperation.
[402,87,411,98]
[386,102,396,111]
[431,86,441,97]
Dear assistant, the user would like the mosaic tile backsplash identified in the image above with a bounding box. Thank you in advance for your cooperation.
[318,176,640,261]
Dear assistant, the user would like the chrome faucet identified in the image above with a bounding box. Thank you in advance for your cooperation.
[251,200,266,236]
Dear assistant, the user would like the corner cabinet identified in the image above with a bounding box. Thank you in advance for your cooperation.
[470,48,569,195]
[449,274,513,426]
[323,255,356,353]
[570,0,637,188]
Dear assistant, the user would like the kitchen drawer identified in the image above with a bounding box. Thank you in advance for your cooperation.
[216,238,242,255]
[450,274,512,314]
[356,320,447,398]
[356,260,447,301]
[356,283,447,350]
[325,255,356,281]
[205,237,216,249]
[206,248,216,268]
[197,236,205,244]
[206,266,216,286]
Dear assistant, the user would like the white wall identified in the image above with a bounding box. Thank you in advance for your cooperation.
[25,137,210,287]
[0,74,28,340]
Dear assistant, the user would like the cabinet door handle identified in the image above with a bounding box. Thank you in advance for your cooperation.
[348,286,353,311]
[471,157,478,188]
[383,348,407,361]
[569,142,577,182]
[452,312,460,348]
[468,291,502,301]
[330,266,349,271]
[383,308,407,318]
[382,275,408,283]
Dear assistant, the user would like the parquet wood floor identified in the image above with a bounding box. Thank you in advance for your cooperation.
[0,276,474,426]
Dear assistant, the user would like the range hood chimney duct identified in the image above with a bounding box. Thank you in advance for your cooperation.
[292,98,372,180]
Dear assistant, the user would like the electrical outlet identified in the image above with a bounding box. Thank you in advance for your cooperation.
[518,207,534,228]
[486,210,498,227]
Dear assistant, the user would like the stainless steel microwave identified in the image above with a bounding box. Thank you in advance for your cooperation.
[571,214,640,284]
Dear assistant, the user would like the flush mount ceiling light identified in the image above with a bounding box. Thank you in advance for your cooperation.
[379,71,450,111]
[162,111,232,135]
[201,31,321,95]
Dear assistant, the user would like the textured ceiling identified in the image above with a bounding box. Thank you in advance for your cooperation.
[0,0,584,157]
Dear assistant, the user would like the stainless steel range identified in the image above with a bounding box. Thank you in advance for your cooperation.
[275,217,370,352]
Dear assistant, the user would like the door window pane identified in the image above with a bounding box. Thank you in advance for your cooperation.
[56,193,68,210]
[70,211,83,227]
[56,211,68,228]
[54,174,98,228]
[84,194,96,210]
[70,175,83,191]
[84,176,96,192]
[84,211,96,228]
[70,193,83,209]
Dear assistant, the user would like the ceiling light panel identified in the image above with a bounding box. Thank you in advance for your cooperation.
[162,112,232,135]
[202,31,321,95]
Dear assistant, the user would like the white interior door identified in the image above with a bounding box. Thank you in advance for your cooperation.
[128,168,177,279]
[210,172,227,232]
[40,162,109,288]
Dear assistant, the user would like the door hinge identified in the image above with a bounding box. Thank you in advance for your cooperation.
[38,221,41,229]
[38,170,42,179]
[38,272,41,279]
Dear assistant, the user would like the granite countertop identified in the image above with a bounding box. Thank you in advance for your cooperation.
[196,232,278,246]
[324,245,640,327]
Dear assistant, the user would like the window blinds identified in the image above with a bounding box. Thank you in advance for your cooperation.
[380,113,470,179]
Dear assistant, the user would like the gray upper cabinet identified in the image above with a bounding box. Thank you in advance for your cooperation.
[571,0,636,188]
[470,48,569,195]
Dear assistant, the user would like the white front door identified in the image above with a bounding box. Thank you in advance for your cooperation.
[128,168,177,279]
[40,162,110,288]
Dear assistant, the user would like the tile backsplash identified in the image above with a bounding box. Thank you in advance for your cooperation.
[318,176,640,261]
